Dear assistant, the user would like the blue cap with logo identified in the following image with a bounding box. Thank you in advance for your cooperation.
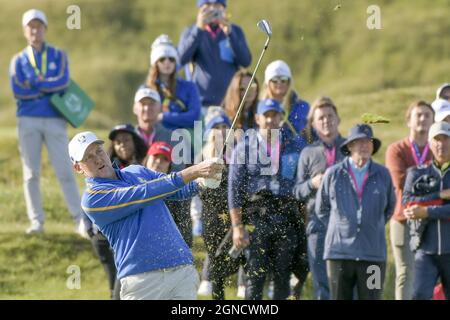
[257,99,283,115]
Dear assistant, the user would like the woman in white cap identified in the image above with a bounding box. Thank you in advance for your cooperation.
[262,60,312,153]
[144,34,201,131]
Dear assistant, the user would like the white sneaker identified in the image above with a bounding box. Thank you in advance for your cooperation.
[236,285,246,299]
[197,280,212,296]
[290,274,299,289]
[26,223,44,235]
[76,219,91,240]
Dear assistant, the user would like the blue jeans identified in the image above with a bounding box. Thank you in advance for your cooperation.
[413,250,450,300]
[308,231,330,299]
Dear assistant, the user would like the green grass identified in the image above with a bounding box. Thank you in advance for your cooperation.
[0,0,449,128]
[0,0,448,299]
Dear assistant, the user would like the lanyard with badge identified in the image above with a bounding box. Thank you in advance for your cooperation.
[324,145,336,168]
[258,133,281,194]
[26,45,47,80]
[347,162,369,229]
[409,138,429,166]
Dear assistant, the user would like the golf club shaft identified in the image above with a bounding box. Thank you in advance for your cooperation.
[221,35,271,153]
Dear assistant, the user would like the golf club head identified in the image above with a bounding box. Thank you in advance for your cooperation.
[257,20,272,37]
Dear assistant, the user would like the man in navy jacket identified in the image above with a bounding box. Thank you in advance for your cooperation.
[316,124,395,300]
[403,121,450,300]
[178,0,252,108]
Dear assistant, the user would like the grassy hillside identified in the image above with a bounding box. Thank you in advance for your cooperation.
[0,0,448,299]
[0,0,449,127]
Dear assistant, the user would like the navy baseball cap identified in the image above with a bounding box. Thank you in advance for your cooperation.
[257,99,283,115]
[108,124,140,141]
[205,114,231,133]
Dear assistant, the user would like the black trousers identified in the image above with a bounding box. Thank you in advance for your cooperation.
[203,213,243,300]
[243,195,300,300]
[327,259,386,300]
[166,200,192,248]
[90,233,121,300]
[290,203,309,298]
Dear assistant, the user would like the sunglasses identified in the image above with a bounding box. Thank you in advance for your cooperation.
[158,57,176,63]
[239,82,258,92]
[270,76,290,84]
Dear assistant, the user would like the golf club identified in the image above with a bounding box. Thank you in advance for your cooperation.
[221,19,272,152]
[201,20,272,189]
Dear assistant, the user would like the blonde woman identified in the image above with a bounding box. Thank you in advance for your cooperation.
[198,108,244,299]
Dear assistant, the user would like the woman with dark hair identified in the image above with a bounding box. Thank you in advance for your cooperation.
[222,69,259,132]
[108,124,148,168]
[145,34,201,131]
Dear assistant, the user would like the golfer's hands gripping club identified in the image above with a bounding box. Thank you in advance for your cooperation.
[181,157,224,188]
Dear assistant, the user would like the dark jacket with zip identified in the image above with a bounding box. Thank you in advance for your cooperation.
[402,162,450,255]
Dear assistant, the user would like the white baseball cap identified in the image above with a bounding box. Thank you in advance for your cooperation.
[436,83,450,99]
[429,121,450,142]
[264,60,292,84]
[68,131,104,164]
[435,100,450,122]
[432,98,450,113]
[150,34,179,66]
[134,87,161,103]
[22,9,48,27]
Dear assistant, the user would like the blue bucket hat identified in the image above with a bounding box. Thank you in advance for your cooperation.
[340,124,381,155]
[197,0,227,7]
[257,99,283,115]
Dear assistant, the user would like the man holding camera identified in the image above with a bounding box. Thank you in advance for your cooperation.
[178,0,252,110]
[403,121,450,300]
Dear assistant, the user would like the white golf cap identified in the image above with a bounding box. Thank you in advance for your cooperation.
[436,83,450,99]
[264,60,292,84]
[22,9,48,27]
[68,131,104,164]
[432,98,450,112]
[150,34,178,65]
[134,87,161,103]
[435,99,450,122]
[428,121,450,142]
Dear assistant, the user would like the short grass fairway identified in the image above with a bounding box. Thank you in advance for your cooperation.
[1,85,438,300]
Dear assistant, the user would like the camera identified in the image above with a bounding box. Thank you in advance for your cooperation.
[206,8,224,23]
